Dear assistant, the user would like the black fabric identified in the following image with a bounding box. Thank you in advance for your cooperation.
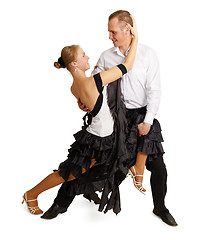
[98,78,129,213]
[58,57,66,68]
[117,64,127,75]
[125,107,165,169]
[146,155,169,214]
[125,106,168,214]
[94,73,104,93]
[58,130,115,181]
[82,73,104,126]
[54,76,129,215]
[91,73,104,117]
[90,94,103,117]
[52,73,168,216]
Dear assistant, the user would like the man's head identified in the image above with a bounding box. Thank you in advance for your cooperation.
[108,10,133,48]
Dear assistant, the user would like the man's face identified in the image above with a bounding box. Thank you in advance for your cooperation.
[108,17,129,48]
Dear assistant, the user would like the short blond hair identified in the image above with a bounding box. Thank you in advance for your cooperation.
[109,10,133,27]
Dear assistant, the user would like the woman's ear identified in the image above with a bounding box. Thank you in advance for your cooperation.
[70,61,77,68]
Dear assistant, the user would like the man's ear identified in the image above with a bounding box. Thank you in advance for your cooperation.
[125,24,131,33]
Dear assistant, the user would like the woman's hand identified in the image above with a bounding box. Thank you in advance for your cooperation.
[123,15,138,72]
[77,98,90,112]
[126,15,138,40]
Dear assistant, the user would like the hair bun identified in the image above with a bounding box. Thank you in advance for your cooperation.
[58,57,66,68]
[54,62,61,69]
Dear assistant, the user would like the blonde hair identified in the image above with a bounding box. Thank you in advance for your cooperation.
[54,45,80,70]
[109,10,133,27]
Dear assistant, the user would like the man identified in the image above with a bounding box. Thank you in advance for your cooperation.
[88,10,177,226]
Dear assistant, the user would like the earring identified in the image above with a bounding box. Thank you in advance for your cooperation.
[74,68,77,72]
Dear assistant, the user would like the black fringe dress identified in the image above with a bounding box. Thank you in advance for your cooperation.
[55,73,129,215]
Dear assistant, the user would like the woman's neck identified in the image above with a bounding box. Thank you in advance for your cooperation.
[71,69,87,83]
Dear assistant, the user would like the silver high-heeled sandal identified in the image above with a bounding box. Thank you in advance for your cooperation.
[128,166,146,194]
[22,192,43,214]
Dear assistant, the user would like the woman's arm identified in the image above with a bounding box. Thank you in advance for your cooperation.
[99,16,138,86]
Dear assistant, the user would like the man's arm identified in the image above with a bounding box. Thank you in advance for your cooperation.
[138,49,161,136]
[91,53,106,75]
[144,49,161,124]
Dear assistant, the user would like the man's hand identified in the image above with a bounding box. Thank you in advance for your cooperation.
[77,98,90,112]
[138,122,151,137]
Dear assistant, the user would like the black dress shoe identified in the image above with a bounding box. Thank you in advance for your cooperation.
[83,193,101,205]
[153,209,178,226]
[41,203,67,219]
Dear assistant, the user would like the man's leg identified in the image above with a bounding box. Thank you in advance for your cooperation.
[41,182,76,219]
[146,155,168,214]
[146,155,177,226]
[41,169,101,220]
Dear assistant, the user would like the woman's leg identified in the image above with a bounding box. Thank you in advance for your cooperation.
[67,158,96,181]
[24,159,96,214]
[130,151,148,192]
[26,171,65,199]
[24,171,65,214]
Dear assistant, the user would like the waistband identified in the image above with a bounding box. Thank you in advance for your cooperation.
[126,106,147,116]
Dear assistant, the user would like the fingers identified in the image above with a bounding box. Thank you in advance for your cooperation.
[84,107,90,112]
[126,23,133,29]
[126,18,137,37]
[78,98,90,112]
[82,103,90,112]
[126,23,134,36]
[130,15,136,28]
[77,98,82,104]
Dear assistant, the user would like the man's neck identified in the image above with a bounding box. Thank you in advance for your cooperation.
[118,37,132,56]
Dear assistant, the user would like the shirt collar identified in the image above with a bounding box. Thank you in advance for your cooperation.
[113,46,130,57]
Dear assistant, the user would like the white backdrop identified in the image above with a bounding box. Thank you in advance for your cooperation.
[1,0,197,239]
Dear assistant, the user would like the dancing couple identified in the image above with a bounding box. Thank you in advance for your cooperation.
[22,10,177,226]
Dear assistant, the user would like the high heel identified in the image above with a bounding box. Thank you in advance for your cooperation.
[128,166,146,194]
[22,192,43,215]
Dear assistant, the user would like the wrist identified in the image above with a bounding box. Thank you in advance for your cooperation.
[144,112,154,125]
[143,122,151,127]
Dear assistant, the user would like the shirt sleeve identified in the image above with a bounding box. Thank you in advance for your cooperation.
[91,53,106,76]
[144,49,161,125]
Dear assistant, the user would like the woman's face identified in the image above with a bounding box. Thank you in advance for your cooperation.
[75,47,90,71]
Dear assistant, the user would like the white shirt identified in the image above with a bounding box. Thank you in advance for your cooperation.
[92,43,161,125]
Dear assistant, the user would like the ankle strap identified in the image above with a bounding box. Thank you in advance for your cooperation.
[24,193,37,202]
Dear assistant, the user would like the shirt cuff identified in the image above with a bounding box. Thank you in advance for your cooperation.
[143,111,155,125]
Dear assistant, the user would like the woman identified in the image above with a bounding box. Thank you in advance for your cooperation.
[22,16,138,216]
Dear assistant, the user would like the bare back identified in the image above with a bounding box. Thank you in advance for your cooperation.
[71,75,101,111]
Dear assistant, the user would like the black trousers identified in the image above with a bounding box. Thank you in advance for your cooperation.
[54,182,75,210]
[54,154,169,215]
[146,155,169,214]
[53,167,104,210]
[126,106,169,214]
